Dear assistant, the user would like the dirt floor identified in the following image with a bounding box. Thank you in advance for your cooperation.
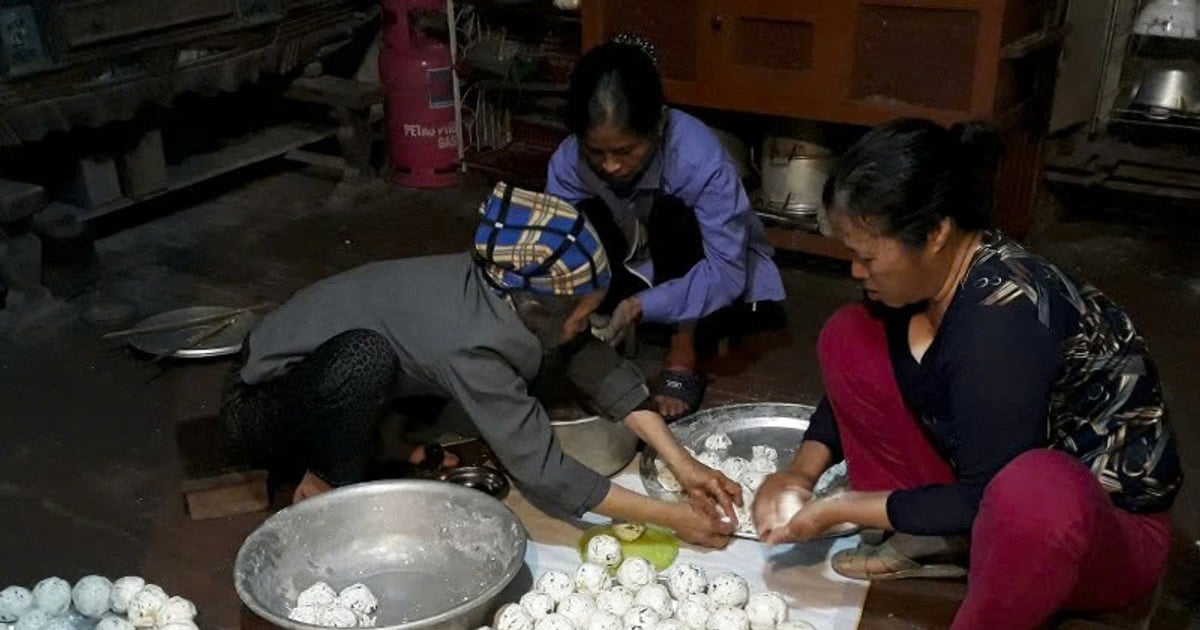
[0,164,1196,628]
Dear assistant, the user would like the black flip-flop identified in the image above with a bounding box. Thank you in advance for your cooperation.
[656,369,707,420]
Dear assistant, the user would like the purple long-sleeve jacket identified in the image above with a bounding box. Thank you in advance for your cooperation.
[546,109,785,324]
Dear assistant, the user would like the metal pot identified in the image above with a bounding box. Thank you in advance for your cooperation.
[552,415,639,477]
[234,480,527,630]
[1131,62,1200,119]
[758,137,833,217]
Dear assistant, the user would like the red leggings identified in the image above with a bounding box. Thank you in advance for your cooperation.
[817,304,1171,630]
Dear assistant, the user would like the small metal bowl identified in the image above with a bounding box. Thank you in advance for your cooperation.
[440,466,510,499]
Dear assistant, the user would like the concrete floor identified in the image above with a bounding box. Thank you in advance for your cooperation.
[0,165,1197,628]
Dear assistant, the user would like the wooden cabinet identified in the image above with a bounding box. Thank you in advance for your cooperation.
[583,0,1065,239]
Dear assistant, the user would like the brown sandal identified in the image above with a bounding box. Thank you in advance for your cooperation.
[831,538,967,581]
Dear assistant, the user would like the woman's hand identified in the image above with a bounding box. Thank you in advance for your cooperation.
[672,456,743,521]
[751,472,814,538]
[664,497,737,549]
[762,499,830,545]
[593,297,642,346]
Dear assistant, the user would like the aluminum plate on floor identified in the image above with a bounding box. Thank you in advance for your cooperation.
[126,306,258,359]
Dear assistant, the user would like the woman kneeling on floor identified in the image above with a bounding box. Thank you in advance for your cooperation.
[752,119,1182,629]
[220,183,741,548]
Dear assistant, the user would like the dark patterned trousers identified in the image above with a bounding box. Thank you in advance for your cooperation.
[220,329,398,486]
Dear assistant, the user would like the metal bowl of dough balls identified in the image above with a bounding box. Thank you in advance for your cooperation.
[234,480,528,629]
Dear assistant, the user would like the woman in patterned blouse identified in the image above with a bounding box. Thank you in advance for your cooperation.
[752,119,1182,629]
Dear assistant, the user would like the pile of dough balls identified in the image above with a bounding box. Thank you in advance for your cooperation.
[0,576,197,630]
[288,582,379,627]
[479,556,815,630]
[655,434,794,537]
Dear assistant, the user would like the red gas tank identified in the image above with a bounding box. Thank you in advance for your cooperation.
[378,0,459,188]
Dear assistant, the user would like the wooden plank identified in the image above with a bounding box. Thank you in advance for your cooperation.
[83,122,336,221]
[184,479,270,520]
[284,75,383,110]
[764,226,852,261]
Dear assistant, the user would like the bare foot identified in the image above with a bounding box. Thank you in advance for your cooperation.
[293,470,333,504]
[654,394,688,419]
[408,445,460,469]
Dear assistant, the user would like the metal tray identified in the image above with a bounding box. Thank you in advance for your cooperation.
[127,306,258,359]
[640,402,857,540]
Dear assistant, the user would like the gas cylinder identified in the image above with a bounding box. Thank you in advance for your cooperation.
[379,0,459,188]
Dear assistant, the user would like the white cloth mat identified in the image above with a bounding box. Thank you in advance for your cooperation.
[521,471,868,630]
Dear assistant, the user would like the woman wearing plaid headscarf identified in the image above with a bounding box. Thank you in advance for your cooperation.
[219,183,743,547]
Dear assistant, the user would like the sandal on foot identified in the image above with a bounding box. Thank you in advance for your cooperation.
[655,369,707,420]
[831,538,967,581]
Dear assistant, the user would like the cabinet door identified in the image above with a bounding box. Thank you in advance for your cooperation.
[706,0,851,119]
[581,0,715,106]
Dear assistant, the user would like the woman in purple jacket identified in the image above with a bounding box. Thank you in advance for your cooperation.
[546,35,785,418]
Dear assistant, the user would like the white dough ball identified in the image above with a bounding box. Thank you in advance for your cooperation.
[751,445,778,463]
[654,459,682,492]
[718,457,750,483]
[519,592,556,620]
[495,603,535,630]
[673,594,710,630]
[15,610,53,630]
[704,433,732,451]
[41,617,73,630]
[622,605,661,630]
[337,583,378,615]
[707,574,749,609]
[613,523,647,542]
[615,557,655,590]
[665,563,707,600]
[748,458,777,475]
[477,626,495,630]
[777,623,815,630]
[0,586,34,622]
[586,535,623,568]
[558,593,597,628]
[696,452,723,470]
[770,491,806,531]
[72,575,113,618]
[109,577,145,615]
[127,585,168,627]
[705,607,749,630]
[656,620,688,630]
[288,605,323,624]
[534,570,575,603]
[596,586,635,617]
[744,593,787,630]
[296,581,337,608]
[32,579,71,615]
[534,613,574,630]
[574,563,611,594]
[357,611,377,627]
[633,584,673,619]
[96,616,136,630]
[158,624,200,630]
[586,611,622,630]
[319,606,358,628]
[157,596,197,624]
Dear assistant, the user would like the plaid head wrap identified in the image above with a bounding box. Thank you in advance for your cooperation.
[473,183,611,297]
